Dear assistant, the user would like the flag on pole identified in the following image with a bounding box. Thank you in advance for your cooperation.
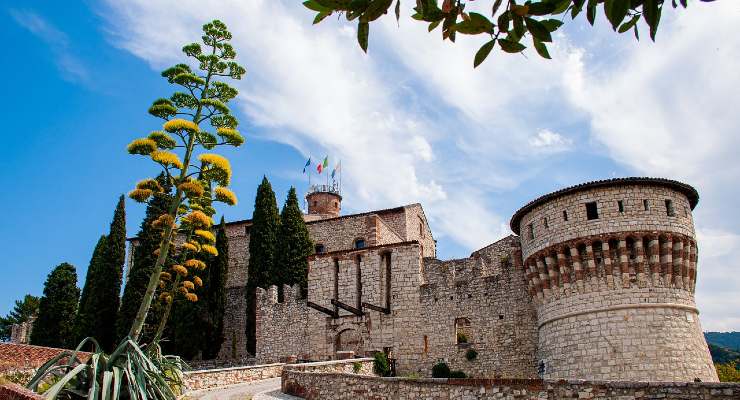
[322,156,329,169]
[331,161,341,179]
[317,161,323,174]
[302,157,311,173]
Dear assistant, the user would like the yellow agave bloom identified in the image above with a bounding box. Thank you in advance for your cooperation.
[127,138,157,155]
[171,264,188,276]
[158,280,166,289]
[148,131,177,149]
[184,210,212,228]
[193,276,203,287]
[201,244,218,257]
[178,286,189,295]
[179,181,205,197]
[182,280,195,290]
[198,153,232,186]
[128,188,153,203]
[214,186,238,206]
[194,229,216,243]
[184,259,206,270]
[151,150,184,170]
[185,293,198,302]
[216,127,245,146]
[163,118,199,133]
[182,242,199,252]
[159,293,172,303]
[160,271,172,281]
[153,248,161,257]
[152,214,175,229]
[136,178,163,192]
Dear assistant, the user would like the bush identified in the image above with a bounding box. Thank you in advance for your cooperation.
[465,348,478,361]
[432,361,450,378]
[449,370,467,379]
[352,361,362,374]
[456,332,468,344]
[373,352,391,377]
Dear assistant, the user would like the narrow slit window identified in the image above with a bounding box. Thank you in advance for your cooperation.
[527,223,535,240]
[354,238,366,249]
[585,202,599,220]
[643,199,649,211]
[665,199,675,216]
[563,210,568,221]
[618,200,624,213]
[315,244,326,254]
[543,217,549,229]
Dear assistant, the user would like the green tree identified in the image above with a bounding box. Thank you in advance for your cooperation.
[276,187,313,297]
[125,19,246,342]
[203,217,229,359]
[75,235,108,343]
[246,176,280,354]
[304,0,710,67]
[95,195,127,351]
[30,263,80,348]
[0,295,40,341]
[715,362,740,382]
[116,175,173,342]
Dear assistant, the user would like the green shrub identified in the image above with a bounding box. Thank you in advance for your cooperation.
[465,348,478,361]
[403,372,420,379]
[352,361,362,374]
[373,352,391,377]
[432,361,450,378]
[449,370,467,379]
[456,332,468,344]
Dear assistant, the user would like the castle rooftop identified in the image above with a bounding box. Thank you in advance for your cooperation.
[509,177,699,234]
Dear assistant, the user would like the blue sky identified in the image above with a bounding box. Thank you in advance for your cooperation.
[1,1,739,331]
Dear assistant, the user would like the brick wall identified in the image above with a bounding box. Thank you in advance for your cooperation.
[0,385,42,400]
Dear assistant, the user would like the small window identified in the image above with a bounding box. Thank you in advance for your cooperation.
[562,210,568,221]
[643,199,649,211]
[527,223,535,240]
[315,244,325,254]
[354,239,366,249]
[313,200,317,207]
[334,201,338,208]
[665,199,675,216]
[585,202,599,220]
[455,318,471,344]
[684,207,689,217]
[543,217,549,229]
[618,200,624,213]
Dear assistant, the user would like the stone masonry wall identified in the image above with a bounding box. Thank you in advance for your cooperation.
[183,363,284,391]
[417,235,537,378]
[281,372,740,400]
[218,221,251,359]
[255,284,310,363]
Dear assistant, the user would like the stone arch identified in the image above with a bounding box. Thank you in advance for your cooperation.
[335,327,362,354]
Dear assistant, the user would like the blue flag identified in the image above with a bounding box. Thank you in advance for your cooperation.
[302,157,311,173]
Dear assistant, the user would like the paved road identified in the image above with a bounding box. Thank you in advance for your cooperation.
[189,377,300,400]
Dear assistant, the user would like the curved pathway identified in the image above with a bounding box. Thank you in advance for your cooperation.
[188,377,300,400]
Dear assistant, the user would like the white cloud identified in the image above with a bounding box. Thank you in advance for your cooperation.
[528,129,573,154]
[10,9,89,83]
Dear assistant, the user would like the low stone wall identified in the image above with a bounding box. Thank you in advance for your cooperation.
[0,384,42,400]
[283,358,374,375]
[187,357,256,371]
[281,373,740,399]
[183,362,284,391]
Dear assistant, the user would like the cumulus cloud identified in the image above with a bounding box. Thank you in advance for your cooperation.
[528,129,573,154]
[10,9,89,83]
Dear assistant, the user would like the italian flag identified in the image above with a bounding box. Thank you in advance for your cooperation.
[317,156,328,173]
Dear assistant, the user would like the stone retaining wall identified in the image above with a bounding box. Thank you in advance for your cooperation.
[281,372,740,400]
[183,363,284,391]
[283,358,374,375]
[0,384,41,400]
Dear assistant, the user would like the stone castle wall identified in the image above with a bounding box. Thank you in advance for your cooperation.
[513,182,717,382]
[255,285,309,363]
[418,236,538,378]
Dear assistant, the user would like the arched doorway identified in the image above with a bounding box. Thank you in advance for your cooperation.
[335,328,361,354]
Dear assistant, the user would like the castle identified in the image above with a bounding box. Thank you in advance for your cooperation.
[132,177,719,382]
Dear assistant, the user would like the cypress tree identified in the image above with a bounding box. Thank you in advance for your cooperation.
[246,176,280,354]
[117,176,172,342]
[75,235,108,342]
[0,295,39,341]
[89,195,127,352]
[202,217,228,359]
[276,187,313,297]
[30,263,80,348]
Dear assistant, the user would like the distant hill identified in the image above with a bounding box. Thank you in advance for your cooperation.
[705,332,740,351]
[708,343,740,365]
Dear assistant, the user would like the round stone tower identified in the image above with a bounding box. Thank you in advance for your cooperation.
[306,185,342,218]
[510,177,717,382]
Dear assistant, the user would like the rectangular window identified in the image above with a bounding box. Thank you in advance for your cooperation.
[643,199,649,211]
[563,210,568,221]
[543,217,549,229]
[618,200,624,213]
[665,199,675,216]
[586,202,599,220]
[684,206,689,217]
[527,223,534,240]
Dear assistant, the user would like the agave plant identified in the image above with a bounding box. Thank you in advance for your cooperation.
[27,338,187,400]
